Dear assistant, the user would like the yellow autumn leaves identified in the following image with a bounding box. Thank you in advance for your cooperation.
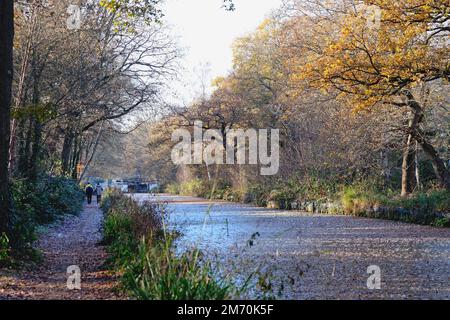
[290,0,449,110]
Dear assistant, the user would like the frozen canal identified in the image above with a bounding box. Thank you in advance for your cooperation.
[132,194,450,300]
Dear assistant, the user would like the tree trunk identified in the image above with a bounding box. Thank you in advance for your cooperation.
[19,119,33,178]
[28,119,42,183]
[15,118,27,177]
[403,90,450,191]
[414,141,420,190]
[0,0,14,235]
[8,10,37,175]
[61,130,74,175]
[28,53,42,182]
[401,133,416,197]
[70,135,81,179]
[413,130,450,190]
[380,149,391,186]
[79,125,104,182]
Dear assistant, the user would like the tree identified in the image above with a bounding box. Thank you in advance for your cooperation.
[8,1,178,181]
[0,0,14,235]
[290,0,450,193]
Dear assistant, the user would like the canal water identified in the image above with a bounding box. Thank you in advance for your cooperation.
[133,193,450,299]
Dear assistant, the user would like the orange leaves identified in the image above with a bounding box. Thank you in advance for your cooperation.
[286,0,449,111]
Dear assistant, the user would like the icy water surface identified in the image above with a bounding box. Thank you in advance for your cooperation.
[132,194,450,300]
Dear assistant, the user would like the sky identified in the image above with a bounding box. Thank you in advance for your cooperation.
[162,0,282,105]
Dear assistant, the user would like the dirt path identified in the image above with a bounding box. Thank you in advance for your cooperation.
[0,203,123,300]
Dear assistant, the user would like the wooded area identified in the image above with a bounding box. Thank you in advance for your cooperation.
[0,0,449,302]
[0,0,177,260]
[93,0,449,214]
[0,0,449,263]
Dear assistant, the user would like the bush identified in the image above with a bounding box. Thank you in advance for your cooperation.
[386,190,450,225]
[101,189,165,266]
[179,179,208,197]
[206,183,241,202]
[392,190,450,214]
[1,176,84,265]
[165,183,180,195]
[339,186,450,226]
[245,173,343,208]
[433,217,450,228]
[0,233,10,264]
[123,238,233,300]
[101,189,167,268]
[161,175,449,227]
[12,176,84,224]
[46,176,84,217]
[103,208,136,266]
[246,183,269,206]
[242,175,449,227]
[340,183,388,215]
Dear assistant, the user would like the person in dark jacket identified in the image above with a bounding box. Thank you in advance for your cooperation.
[85,183,94,204]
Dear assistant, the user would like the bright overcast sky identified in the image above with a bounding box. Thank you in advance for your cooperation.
[162,0,282,105]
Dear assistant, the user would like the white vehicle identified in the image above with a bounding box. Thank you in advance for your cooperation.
[109,179,128,193]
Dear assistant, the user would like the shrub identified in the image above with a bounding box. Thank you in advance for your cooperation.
[12,176,84,224]
[102,189,167,268]
[165,183,180,195]
[247,183,271,207]
[4,176,84,263]
[433,217,450,228]
[179,179,208,197]
[245,173,343,208]
[243,175,448,227]
[0,233,11,265]
[294,174,340,200]
[45,176,84,217]
[387,190,450,225]
[338,186,450,226]
[101,189,164,250]
[103,208,136,266]
[402,190,450,213]
[339,179,389,215]
[124,237,233,300]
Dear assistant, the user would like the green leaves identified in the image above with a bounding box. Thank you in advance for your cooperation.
[0,233,11,265]
[99,0,234,28]
[12,103,57,122]
[99,0,163,25]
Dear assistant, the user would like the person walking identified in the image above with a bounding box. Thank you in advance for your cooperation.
[85,183,94,204]
[96,183,103,204]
